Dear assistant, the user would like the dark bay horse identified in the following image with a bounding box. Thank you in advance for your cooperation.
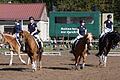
[19,30,43,71]
[72,33,93,70]
[0,33,26,66]
[96,31,120,67]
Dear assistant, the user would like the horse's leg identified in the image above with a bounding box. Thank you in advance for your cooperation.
[102,45,111,67]
[103,55,107,67]
[17,50,26,64]
[27,57,30,65]
[74,55,79,70]
[9,51,13,66]
[38,53,42,70]
[99,54,104,67]
[31,54,37,72]
[27,53,32,65]
[74,56,78,70]
[75,55,81,70]
[81,53,87,69]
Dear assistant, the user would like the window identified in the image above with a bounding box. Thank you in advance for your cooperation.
[55,16,94,24]
[4,26,15,34]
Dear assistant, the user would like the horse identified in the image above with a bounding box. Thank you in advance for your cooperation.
[72,33,93,70]
[19,30,43,71]
[0,33,26,66]
[96,31,120,67]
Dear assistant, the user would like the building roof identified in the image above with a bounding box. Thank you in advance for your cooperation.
[0,3,46,20]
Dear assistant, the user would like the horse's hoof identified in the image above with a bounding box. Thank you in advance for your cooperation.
[22,62,27,65]
[80,66,84,69]
[32,69,37,72]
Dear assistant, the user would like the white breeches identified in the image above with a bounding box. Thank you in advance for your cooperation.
[15,33,21,47]
[72,34,83,44]
[15,33,19,38]
[34,34,43,47]
[100,28,112,37]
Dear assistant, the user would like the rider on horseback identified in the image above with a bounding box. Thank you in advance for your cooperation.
[70,20,87,53]
[100,14,115,48]
[100,14,113,37]
[14,19,23,50]
[28,16,42,49]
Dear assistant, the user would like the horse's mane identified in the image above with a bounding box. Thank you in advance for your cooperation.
[20,30,36,44]
[20,30,40,54]
[22,31,31,37]
[99,31,120,47]
[3,33,15,43]
[4,34,15,39]
[77,33,93,45]
[20,31,33,41]
[83,33,92,40]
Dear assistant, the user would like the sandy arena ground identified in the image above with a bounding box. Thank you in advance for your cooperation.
[0,50,120,80]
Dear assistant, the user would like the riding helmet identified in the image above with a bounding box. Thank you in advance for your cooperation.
[107,14,112,19]
[80,20,85,23]
[29,16,34,21]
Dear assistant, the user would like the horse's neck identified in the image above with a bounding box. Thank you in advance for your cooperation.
[78,38,86,45]
[4,35,15,43]
[25,34,32,41]
[25,34,36,45]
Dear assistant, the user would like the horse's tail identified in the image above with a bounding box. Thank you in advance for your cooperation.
[37,48,43,69]
[38,48,43,60]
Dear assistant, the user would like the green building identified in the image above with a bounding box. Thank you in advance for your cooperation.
[49,11,101,39]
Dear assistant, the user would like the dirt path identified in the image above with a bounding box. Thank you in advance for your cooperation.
[0,50,120,80]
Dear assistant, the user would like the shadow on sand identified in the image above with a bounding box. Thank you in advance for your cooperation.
[63,63,95,67]
[43,66,71,70]
[0,67,28,71]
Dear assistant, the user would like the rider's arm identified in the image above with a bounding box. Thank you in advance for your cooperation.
[77,29,79,35]
[31,27,37,35]
[85,29,87,34]
[31,23,38,35]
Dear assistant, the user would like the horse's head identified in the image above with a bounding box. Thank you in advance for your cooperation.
[19,30,31,42]
[85,33,93,47]
[19,30,27,42]
[111,32,120,46]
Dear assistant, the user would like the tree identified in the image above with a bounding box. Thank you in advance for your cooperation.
[114,0,120,21]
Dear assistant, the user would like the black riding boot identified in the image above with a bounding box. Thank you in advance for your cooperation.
[17,37,23,51]
[38,41,42,49]
[38,41,44,53]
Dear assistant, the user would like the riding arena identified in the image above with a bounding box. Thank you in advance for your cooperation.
[0,3,120,80]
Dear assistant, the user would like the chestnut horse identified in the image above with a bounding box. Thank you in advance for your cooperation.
[0,33,26,66]
[72,33,93,70]
[19,30,43,71]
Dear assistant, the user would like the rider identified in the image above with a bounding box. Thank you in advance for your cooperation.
[100,14,113,37]
[28,16,42,49]
[70,20,87,53]
[14,19,22,48]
